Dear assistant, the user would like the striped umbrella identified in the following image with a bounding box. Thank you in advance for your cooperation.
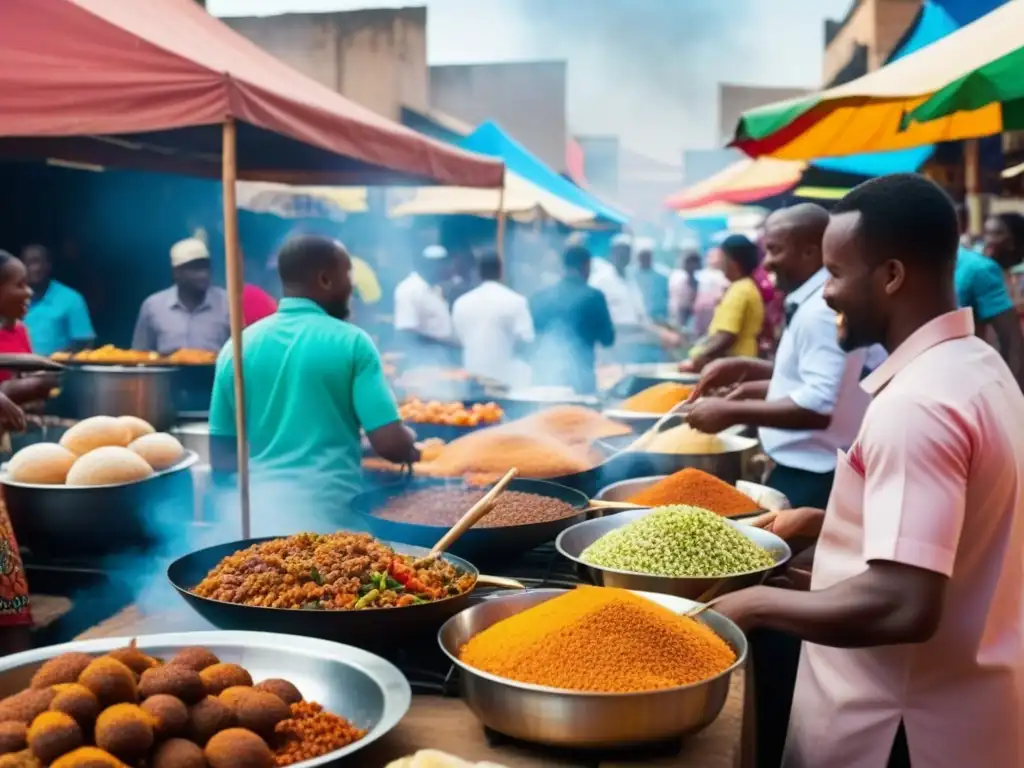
[731,1,1022,160]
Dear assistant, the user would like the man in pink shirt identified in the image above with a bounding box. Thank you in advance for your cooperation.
[715,174,1024,767]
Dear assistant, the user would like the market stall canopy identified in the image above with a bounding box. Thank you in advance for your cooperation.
[459,121,629,225]
[730,1,1021,160]
[664,158,805,210]
[0,0,504,187]
[236,182,368,219]
[388,169,597,226]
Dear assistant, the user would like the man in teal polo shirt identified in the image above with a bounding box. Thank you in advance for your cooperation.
[209,235,419,534]
[22,245,95,356]
[955,245,1024,387]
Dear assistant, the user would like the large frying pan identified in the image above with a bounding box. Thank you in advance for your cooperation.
[349,477,589,564]
[167,538,520,649]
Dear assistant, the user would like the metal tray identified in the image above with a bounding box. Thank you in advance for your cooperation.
[0,630,410,767]
[439,589,746,747]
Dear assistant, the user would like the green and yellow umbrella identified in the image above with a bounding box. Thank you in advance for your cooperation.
[732,0,1023,160]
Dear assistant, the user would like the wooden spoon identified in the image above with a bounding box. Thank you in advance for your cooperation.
[423,468,519,561]
[624,399,693,454]
[683,579,729,618]
[586,499,646,512]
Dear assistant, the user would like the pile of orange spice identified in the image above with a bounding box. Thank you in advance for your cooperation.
[273,701,366,766]
[627,468,760,517]
[619,382,693,413]
[459,586,736,692]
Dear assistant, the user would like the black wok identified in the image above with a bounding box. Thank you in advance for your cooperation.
[167,537,519,649]
[350,477,589,564]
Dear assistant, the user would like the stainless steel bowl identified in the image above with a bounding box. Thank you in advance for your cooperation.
[556,509,791,601]
[438,589,746,747]
[1,451,199,556]
[56,364,179,430]
[0,631,410,766]
[591,475,789,518]
[592,431,763,486]
[171,420,211,465]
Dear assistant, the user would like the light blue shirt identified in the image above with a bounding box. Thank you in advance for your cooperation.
[760,269,878,474]
[209,297,399,534]
[24,280,95,356]
[955,246,1013,323]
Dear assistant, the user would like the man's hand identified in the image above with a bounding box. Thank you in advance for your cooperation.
[766,566,813,591]
[685,397,741,434]
[686,357,754,401]
[2,373,61,405]
[724,380,770,401]
[0,393,26,433]
[678,359,697,373]
[748,507,826,542]
[708,586,766,632]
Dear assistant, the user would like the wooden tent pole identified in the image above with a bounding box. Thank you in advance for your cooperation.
[965,138,982,236]
[496,179,507,263]
[221,118,251,539]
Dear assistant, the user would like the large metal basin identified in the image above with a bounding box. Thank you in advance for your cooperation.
[591,475,789,518]
[55,364,179,430]
[0,631,410,766]
[2,451,199,556]
[438,588,746,747]
[556,509,790,601]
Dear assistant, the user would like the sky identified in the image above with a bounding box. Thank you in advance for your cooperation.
[209,0,853,163]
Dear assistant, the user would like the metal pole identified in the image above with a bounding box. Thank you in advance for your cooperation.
[496,180,507,263]
[221,119,251,539]
[965,138,983,236]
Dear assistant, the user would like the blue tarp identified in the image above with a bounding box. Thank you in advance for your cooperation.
[807,0,1005,178]
[459,121,628,225]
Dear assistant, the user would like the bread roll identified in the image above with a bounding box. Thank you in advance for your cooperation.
[118,416,156,442]
[6,443,77,485]
[59,417,133,456]
[66,447,154,486]
[128,433,185,471]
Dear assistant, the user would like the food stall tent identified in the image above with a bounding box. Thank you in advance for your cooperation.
[0,0,504,535]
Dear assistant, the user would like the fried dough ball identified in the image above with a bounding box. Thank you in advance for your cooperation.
[253,679,301,706]
[204,729,272,768]
[0,690,57,726]
[77,658,136,708]
[139,666,204,705]
[50,746,125,768]
[0,722,26,755]
[0,749,40,768]
[186,697,233,746]
[94,704,154,763]
[30,654,93,690]
[167,649,219,674]
[106,641,160,677]
[152,738,206,768]
[230,692,288,740]
[215,688,252,712]
[140,695,188,740]
[27,711,83,764]
[49,685,100,729]
[198,666,251,698]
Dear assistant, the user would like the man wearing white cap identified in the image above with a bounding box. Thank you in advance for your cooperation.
[393,245,457,365]
[132,237,230,355]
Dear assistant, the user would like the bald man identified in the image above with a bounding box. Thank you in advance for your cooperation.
[685,203,882,768]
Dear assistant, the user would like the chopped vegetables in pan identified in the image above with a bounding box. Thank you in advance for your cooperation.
[192,532,476,610]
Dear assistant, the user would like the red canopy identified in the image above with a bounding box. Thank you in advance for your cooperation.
[0,0,503,187]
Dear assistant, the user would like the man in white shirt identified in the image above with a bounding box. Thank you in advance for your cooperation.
[393,245,457,366]
[589,233,646,327]
[451,252,534,387]
[685,204,882,768]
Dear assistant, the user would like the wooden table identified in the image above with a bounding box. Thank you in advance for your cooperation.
[76,604,752,768]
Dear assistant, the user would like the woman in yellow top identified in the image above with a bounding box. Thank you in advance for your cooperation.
[680,234,765,373]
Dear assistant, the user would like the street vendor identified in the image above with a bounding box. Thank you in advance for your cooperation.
[684,204,877,768]
[714,175,1024,768]
[21,244,95,356]
[209,235,419,533]
[131,237,230,355]
[393,245,458,368]
[679,234,764,372]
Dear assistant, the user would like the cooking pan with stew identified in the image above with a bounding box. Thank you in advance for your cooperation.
[350,477,589,564]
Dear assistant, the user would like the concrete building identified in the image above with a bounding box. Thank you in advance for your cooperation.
[223,8,429,121]
[430,61,568,172]
[823,0,922,86]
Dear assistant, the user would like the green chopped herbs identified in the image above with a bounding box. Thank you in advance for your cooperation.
[580,505,776,577]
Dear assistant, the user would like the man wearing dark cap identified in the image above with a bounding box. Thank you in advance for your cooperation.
[680,234,765,372]
[209,235,418,533]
